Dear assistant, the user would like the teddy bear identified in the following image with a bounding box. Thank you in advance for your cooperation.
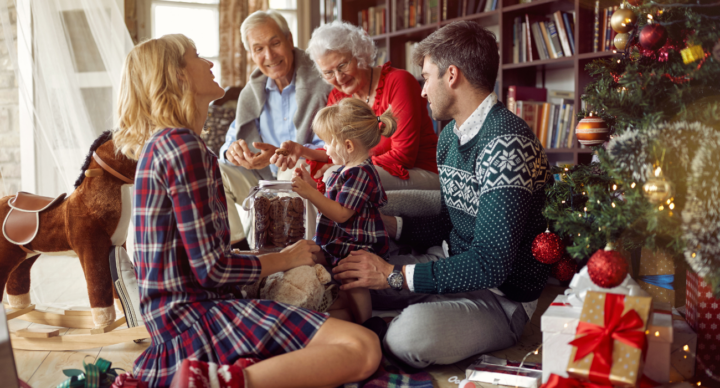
[243,264,334,312]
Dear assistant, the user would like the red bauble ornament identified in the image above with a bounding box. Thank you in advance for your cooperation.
[640,23,668,50]
[552,255,577,282]
[532,229,565,264]
[627,0,642,6]
[587,244,629,288]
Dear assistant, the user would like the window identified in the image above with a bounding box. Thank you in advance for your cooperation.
[151,0,221,80]
[269,0,297,42]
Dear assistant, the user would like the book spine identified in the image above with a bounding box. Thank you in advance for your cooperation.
[521,22,527,62]
[392,0,397,32]
[442,0,447,21]
[532,22,548,60]
[507,86,517,115]
[382,8,387,34]
[563,12,575,55]
[566,105,576,148]
[369,7,375,35]
[593,0,600,52]
[416,0,423,26]
[513,17,519,64]
[554,12,571,57]
[525,14,534,61]
[539,21,554,59]
[548,22,564,58]
[362,9,369,33]
[604,8,611,51]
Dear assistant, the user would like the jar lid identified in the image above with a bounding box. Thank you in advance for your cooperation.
[259,180,293,190]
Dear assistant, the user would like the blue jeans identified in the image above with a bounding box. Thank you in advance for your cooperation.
[370,252,529,368]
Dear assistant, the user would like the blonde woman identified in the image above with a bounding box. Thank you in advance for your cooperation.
[114,34,380,388]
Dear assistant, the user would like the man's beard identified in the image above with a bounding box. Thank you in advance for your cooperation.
[429,83,453,121]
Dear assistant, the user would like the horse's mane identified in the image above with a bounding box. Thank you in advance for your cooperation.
[74,130,114,188]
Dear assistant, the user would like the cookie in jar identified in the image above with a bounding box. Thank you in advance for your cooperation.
[242,181,307,252]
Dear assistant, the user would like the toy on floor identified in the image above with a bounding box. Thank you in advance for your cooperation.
[0,131,137,329]
[243,263,333,311]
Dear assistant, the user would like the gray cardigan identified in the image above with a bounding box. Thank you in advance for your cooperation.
[233,47,333,179]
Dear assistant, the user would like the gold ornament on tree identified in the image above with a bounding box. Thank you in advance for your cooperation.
[681,44,704,64]
[614,33,630,50]
[575,112,610,146]
[643,166,674,204]
[611,4,637,33]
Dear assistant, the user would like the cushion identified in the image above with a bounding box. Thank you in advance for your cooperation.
[202,104,236,156]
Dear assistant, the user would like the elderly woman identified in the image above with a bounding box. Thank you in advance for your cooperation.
[114,34,380,387]
[272,21,440,191]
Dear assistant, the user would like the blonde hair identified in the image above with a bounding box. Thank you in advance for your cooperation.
[114,34,198,160]
[312,98,397,151]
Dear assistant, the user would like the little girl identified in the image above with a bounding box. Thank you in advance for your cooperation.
[291,97,396,325]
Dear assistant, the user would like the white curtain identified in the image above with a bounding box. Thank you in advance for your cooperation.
[0,0,133,308]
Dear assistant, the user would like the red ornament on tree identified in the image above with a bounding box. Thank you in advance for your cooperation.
[627,0,642,6]
[640,22,667,50]
[552,254,577,282]
[532,229,565,264]
[587,243,629,288]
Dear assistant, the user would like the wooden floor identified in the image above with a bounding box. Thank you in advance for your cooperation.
[12,287,561,388]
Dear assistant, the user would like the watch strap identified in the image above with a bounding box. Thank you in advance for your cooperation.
[394,264,403,274]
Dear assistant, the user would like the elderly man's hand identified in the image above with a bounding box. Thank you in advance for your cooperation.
[332,250,395,291]
[226,140,276,170]
[270,140,303,171]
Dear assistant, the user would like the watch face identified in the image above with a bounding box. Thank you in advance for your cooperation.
[388,272,403,290]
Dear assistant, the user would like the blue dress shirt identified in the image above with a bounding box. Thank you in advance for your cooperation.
[219,71,324,175]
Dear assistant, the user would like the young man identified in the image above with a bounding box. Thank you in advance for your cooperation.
[333,21,552,368]
[219,10,332,244]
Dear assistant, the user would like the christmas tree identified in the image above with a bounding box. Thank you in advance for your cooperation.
[543,0,720,293]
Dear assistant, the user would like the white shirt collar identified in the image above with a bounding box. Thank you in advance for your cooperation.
[453,93,498,146]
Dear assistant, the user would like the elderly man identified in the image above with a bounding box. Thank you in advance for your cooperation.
[219,10,332,245]
[333,21,552,369]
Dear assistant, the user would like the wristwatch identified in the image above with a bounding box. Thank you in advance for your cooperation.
[387,265,404,291]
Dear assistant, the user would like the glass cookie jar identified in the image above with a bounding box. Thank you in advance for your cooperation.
[242,181,310,252]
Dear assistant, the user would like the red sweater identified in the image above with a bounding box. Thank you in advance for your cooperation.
[327,63,438,179]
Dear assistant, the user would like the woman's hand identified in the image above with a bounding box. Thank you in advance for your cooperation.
[280,239,320,269]
[270,140,304,171]
[291,167,317,199]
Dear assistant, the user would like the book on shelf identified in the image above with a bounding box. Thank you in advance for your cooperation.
[359,6,386,36]
[442,0,447,20]
[547,21,565,57]
[427,0,439,24]
[556,11,574,55]
[593,0,600,52]
[538,21,554,59]
[376,47,388,66]
[416,0,423,26]
[531,22,549,60]
[506,85,546,119]
[512,17,521,64]
[405,41,423,79]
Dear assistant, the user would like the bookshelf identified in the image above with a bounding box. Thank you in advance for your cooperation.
[319,0,620,165]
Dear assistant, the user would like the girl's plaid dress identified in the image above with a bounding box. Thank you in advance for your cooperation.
[315,158,390,265]
[132,128,327,387]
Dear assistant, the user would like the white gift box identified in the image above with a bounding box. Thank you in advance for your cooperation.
[541,268,674,384]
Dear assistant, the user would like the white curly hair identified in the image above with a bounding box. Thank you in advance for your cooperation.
[306,20,377,72]
[240,10,292,51]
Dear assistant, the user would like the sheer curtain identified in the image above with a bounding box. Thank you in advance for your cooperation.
[0,0,133,308]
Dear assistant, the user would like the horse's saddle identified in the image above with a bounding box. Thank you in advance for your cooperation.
[2,191,66,247]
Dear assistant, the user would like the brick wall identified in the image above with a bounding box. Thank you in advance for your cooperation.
[0,5,19,198]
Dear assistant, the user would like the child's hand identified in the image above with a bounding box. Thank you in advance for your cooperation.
[291,167,317,199]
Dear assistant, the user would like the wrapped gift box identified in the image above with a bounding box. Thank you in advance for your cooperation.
[542,295,674,384]
[670,314,697,381]
[685,270,720,378]
[635,247,686,308]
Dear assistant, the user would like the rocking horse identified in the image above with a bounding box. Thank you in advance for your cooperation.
[1,131,145,341]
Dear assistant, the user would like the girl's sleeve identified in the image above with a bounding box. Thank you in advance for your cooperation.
[160,129,261,288]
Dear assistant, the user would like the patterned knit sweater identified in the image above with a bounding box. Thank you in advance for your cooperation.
[401,102,552,302]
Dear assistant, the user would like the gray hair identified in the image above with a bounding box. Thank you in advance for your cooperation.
[306,20,376,71]
[413,21,499,93]
[240,10,291,51]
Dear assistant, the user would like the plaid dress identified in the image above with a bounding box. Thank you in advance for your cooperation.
[315,158,389,265]
[132,128,327,387]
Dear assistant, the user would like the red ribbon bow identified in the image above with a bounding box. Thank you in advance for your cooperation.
[568,293,647,385]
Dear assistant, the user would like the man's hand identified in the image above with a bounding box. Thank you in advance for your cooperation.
[270,140,303,171]
[291,167,317,199]
[381,215,398,240]
[226,140,277,170]
[332,250,395,291]
[280,239,320,269]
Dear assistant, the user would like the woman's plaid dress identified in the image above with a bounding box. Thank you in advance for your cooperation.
[132,128,327,387]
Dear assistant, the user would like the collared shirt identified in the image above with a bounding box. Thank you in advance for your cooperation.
[453,92,498,146]
[218,71,323,174]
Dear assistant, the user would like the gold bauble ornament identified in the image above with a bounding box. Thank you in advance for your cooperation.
[575,113,609,146]
[611,7,637,33]
[614,33,630,51]
[643,168,674,204]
